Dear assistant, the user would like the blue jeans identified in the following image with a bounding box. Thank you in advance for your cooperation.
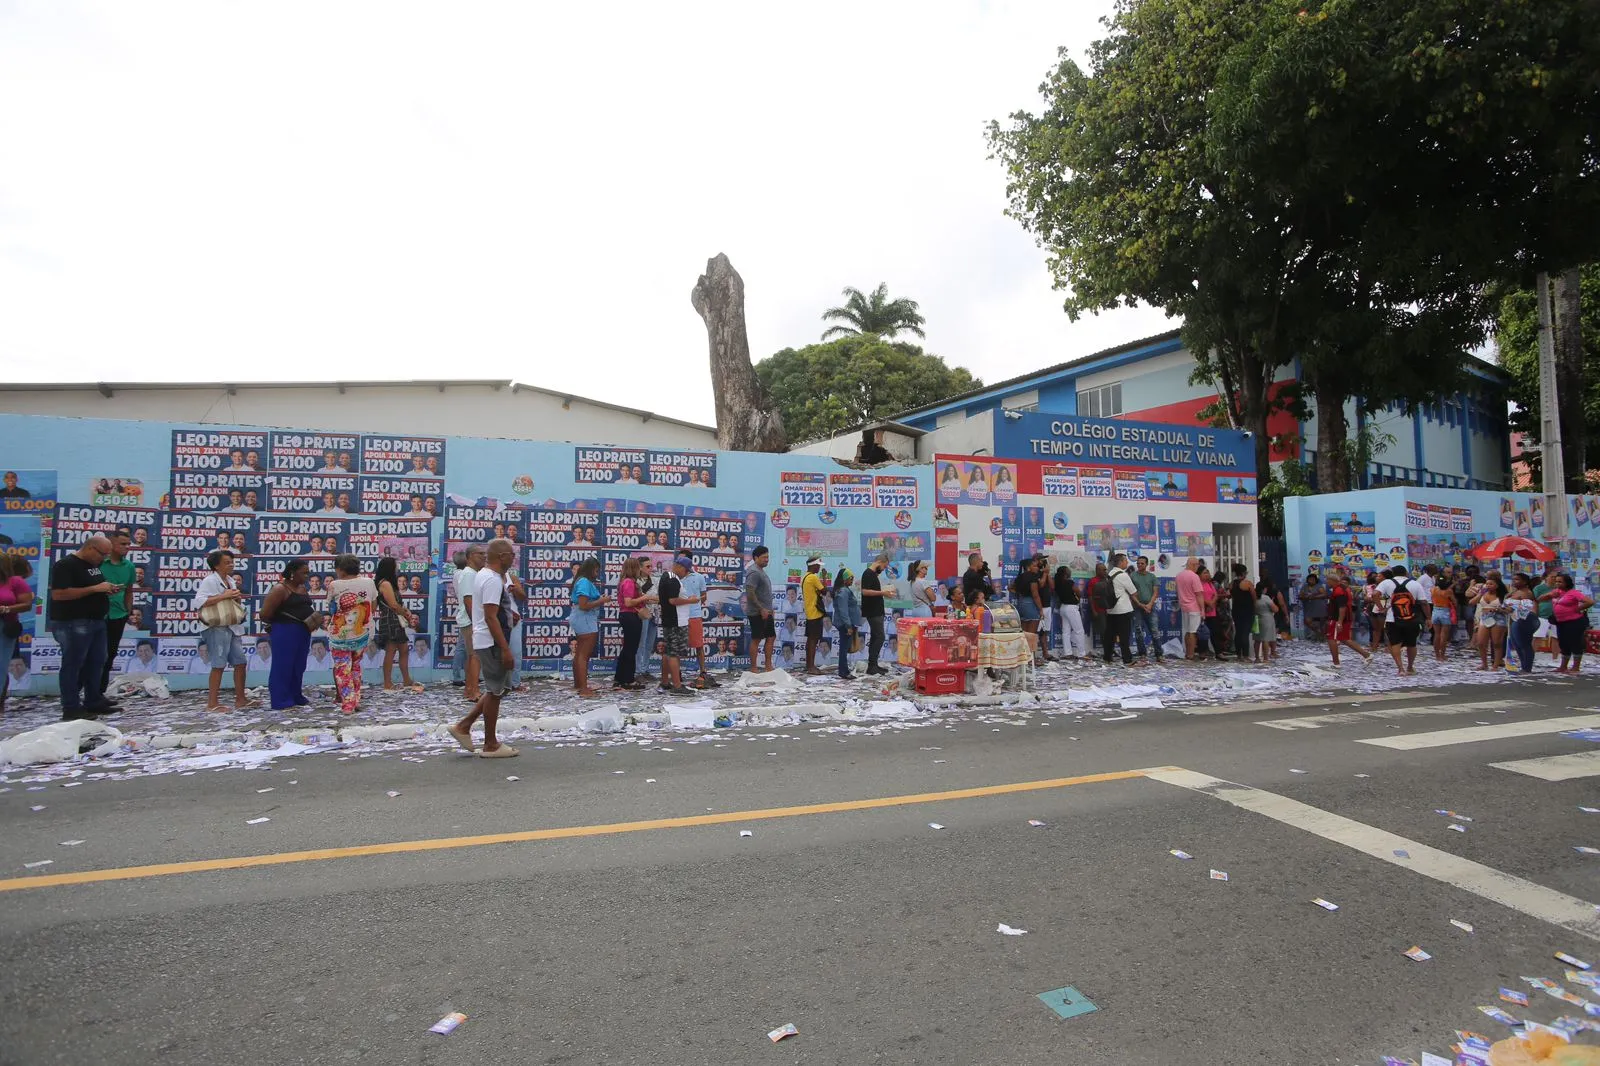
[637,617,657,677]
[450,626,470,682]
[838,627,855,677]
[1133,608,1161,659]
[54,618,108,710]
[1512,614,1538,672]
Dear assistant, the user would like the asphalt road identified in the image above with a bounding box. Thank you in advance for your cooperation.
[4,679,1600,1064]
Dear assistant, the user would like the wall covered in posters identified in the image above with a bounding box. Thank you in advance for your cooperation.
[936,452,1259,640]
[0,414,930,692]
[1285,486,1600,594]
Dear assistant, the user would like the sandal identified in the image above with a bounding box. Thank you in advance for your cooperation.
[447,723,476,753]
[478,744,520,758]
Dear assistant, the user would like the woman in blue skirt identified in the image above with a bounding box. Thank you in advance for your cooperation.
[259,559,320,710]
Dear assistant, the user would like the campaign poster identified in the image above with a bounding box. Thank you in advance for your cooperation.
[786,527,849,559]
[379,535,432,573]
[1514,509,1531,537]
[360,434,446,478]
[1216,477,1256,505]
[52,503,161,551]
[599,511,675,551]
[346,518,431,561]
[936,461,968,505]
[780,472,826,507]
[268,431,362,474]
[677,514,744,555]
[0,515,43,653]
[254,515,346,559]
[0,470,57,516]
[359,475,442,519]
[446,497,530,544]
[1175,530,1215,557]
[860,531,931,561]
[960,462,992,504]
[827,473,874,509]
[521,545,605,587]
[1449,506,1472,533]
[89,477,143,507]
[154,549,256,598]
[1143,472,1189,501]
[1158,519,1177,555]
[990,464,1019,504]
[170,429,270,474]
[525,507,599,548]
[1082,524,1117,555]
[1078,467,1114,499]
[1041,465,1079,497]
[646,450,717,489]
[1024,507,1046,556]
[575,447,650,487]
[1136,514,1159,555]
[1428,503,1450,530]
[266,473,361,515]
[1406,500,1430,528]
[1572,497,1590,528]
[1529,498,1545,530]
[251,554,338,597]
[872,475,918,510]
[1498,497,1517,530]
[1113,474,1147,502]
[169,470,269,512]
[156,511,257,555]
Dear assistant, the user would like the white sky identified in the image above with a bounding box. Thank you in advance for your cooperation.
[0,0,1174,426]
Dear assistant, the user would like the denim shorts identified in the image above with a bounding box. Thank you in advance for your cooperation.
[201,627,247,669]
[1430,607,1453,626]
[569,608,599,637]
[1016,599,1040,623]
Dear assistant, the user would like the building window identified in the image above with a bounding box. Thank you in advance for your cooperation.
[1012,401,1039,413]
[1077,382,1122,418]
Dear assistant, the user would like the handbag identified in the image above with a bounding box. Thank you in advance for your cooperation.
[1,610,21,639]
[199,581,247,629]
[851,631,864,654]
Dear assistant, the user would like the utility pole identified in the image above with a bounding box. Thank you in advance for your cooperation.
[1536,271,1567,539]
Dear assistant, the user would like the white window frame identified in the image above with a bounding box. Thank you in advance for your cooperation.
[1076,382,1123,419]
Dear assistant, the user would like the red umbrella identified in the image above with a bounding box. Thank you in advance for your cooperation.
[1468,535,1557,562]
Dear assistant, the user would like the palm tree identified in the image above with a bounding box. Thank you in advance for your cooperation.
[820,283,926,341]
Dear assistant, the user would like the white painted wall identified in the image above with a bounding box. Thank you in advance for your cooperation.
[920,410,995,459]
[0,383,717,449]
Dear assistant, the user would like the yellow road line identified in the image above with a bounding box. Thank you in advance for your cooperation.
[0,767,1163,894]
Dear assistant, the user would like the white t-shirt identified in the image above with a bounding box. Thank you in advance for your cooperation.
[1375,576,1420,623]
[472,569,511,650]
[453,566,478,628]
[191,571,245,634]
[1415,573,1435,602]
[1106,568,1138,615]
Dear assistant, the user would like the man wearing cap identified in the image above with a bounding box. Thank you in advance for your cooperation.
[801,556,828,674]
[679,551,717,689]
[743,545,776,673]
[655,556,695,695]
[859,552,891,675]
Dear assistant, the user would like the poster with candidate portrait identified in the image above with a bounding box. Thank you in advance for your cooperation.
[360,435,445,478]
[266,473,361,516]
[359,476,443,519]
[170,430,270,474]
[52,503,162,552]
[254,515,346,560]
[268,431,361,475]
[0,469,57,516]
[780,471,826,507]
[168,470,269,512]
[155,511,257,555]
[572,447,716,489]
[0,515,43,660]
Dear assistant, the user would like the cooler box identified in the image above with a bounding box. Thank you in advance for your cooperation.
[914,667,967,695]
[896,618,981,669]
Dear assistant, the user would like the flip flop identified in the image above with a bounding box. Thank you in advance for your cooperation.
[446,723,476,753]
[478,744,520,759]
[408,684,425,694]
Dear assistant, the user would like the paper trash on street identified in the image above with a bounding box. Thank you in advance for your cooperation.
[23,860,53,869]
[1169,849,1192,859]
[928,823,944,830]
[1449,919,1474,933]
[767,1023,798,1043]
[428,1012,466,1035]
[1209,869,1229,881]
[1478,1006,1521,1027]
[1027,820,1047,827]
[1555,952,1592,970]
[1447,824,1467,833]
[997,923,1027,935]
[58,840,83,847]
[739,830,753,838]
[1404,946,1432,961]
[1312,898,1338,911]
[1499,988,1530,1006]
[1574,846,1600,855]
[245,817,270,825]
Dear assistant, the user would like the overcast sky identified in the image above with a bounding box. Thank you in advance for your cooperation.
[0,1,1175,426]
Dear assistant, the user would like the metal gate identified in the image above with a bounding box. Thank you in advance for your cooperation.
[1257,535,1288,590]
[1212,527,1252,582]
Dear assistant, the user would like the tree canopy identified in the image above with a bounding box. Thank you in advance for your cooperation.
[754,336,980,443]
[1496,265,1600,486]
[820,284,926,341]
[988,0,1598,499]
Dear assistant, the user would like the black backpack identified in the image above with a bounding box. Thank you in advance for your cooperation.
[1094,571,1120,611]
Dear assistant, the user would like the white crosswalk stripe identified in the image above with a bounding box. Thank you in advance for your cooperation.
[1355,713,1600,750]
[1257,699,1531,731]
[1489,749,1600,781]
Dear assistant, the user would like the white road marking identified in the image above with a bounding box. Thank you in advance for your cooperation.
[1258,699,1532,731]
[1355,714,1600,750]
[1489,750,1600,782]
[1143,767,1600,942]
[1183,691,1445,717]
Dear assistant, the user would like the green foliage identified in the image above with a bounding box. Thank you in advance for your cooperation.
[754,336,980,443]
[1496,265,1600,451]
[820,284,926,341]
[1257,458,1316,537]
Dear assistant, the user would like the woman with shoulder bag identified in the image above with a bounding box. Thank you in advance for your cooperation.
[374,557,423,692]
[259,559,321,711]
[831,568,863,679]
[192,549,254,713]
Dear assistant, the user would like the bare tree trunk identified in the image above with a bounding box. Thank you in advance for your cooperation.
[1554,265,1587,492]
[1237,352,1274,486]
[1313,372,1350,492]
[690,254,788,453]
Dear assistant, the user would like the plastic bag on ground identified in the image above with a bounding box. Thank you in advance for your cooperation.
[576,704,624,733]
[0,720,124,766]
[1161,639,1185,658]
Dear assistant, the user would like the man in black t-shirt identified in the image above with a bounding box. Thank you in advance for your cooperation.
[50,534,117,719]
[859,552,892,675]
[961,552,994,607]
[656,557,694,695]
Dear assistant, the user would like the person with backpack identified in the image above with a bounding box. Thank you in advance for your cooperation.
[1376,564,1423,676]
[1099,553,1139,666]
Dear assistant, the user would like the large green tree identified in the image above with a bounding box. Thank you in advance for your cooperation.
[820,284,927,341]
[755,336,979,443]
[1496,265,1600,486]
